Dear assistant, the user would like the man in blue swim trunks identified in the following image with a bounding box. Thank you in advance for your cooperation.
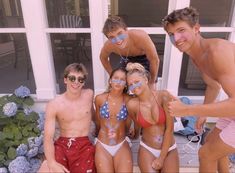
[100,16,160,89]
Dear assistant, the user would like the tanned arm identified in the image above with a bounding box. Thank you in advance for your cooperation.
[100,42,113,75]
[153,91,175,170]
[140,31,159,86]
[44,101,69,172]
[168,44,235,117]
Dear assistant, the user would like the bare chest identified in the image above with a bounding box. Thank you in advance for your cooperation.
[57,103,91,123]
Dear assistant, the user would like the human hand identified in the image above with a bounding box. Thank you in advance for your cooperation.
[152,157,164,170]
[48,161,70,173]
[167,98,189,117]
[195,117,207,134]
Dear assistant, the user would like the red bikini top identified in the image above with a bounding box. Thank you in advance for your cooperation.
[137,97,166,128]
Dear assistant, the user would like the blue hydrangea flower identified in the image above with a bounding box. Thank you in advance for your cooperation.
[26,147,38,159]
[38,144,44,154]
[37,112,45,131]
[27,137,36,149]
[3,102,17,117]
[8,156,31,173]
[28,158,42,173]
[34,135,43,147]
[0,167,8,173]
[230,154,235,164]
[16,144,28,156]
[14,86,30,98]
[23,107,32,116]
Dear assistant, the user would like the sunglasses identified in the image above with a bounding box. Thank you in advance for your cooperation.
[67,75,86,84]
[110,33,127,44]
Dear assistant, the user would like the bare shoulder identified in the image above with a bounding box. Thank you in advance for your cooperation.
[207,38,235,70]
[95,92,108,104]
[46,95,64,114]
[129,29,149,40]
[207,38,234,57]
[101,40,115,54]
[83,88,93,96]
[158,90,173,104]
[82,89,94,101]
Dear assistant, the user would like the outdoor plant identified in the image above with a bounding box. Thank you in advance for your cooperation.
[0,86,44,173]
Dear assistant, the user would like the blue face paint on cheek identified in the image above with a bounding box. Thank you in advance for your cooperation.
[169,35,176,45]
[128,81,142,92]
[110,33,127,44]
[111,79,126,86]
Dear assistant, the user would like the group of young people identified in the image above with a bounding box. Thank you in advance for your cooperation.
[38,6,235,173]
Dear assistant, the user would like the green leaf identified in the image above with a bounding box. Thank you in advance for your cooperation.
[7,147,16,160]
[22,128,29,137]
[23,97,34,106]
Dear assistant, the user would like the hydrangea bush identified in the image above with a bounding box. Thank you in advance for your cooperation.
[0,86,44,173]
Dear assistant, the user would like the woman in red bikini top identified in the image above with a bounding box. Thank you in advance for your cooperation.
[126,63,179,173]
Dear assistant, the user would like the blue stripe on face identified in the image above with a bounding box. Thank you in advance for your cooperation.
[128,81,142,92]
[111,79,126,86]
[111,33,127,44]
[169,34,176,45]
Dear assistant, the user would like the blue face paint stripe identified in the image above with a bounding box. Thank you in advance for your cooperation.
[110,33,127,44]
[128,81,142,92]
[111,79,126,86]
[169,35,176,45]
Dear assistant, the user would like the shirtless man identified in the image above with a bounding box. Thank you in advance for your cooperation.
[163,7,235,172]
[39,63,96,173]
[100,16,159,89]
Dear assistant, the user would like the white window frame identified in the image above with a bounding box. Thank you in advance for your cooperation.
[0,0,234,103]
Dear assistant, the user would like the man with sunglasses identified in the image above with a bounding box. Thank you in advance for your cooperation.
[100,16,160,89]
[41,63,96,173]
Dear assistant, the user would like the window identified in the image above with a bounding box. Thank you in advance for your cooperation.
[109,0,168,27]
[0,0,24,28]
[191,0,235,27]
[0,33,35,93]
[45,0,94,92]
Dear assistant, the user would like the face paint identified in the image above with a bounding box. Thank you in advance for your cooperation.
[169,34,176,45]
[154,135,163,144]
[110,33,127,44]
[111,79,126,86]
[128,81,142,92]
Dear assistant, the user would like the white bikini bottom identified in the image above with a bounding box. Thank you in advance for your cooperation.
[95,137,131,157]
[140,140,177,157]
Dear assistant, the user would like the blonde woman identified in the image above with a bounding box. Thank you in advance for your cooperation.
[126,63,179,172]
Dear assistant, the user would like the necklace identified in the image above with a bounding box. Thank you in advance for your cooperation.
[118,36,131,61]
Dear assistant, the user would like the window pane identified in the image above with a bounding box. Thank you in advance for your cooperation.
[109,0,168,27]
[45,0,90,28]
[50,33,93,93]
[0,33,36,93]
[178,32,229,96]
[0,0,24,27]
[190,0,235,26]
[149,35,165,77]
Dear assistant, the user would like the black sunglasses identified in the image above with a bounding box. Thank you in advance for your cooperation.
[67,75,86,84]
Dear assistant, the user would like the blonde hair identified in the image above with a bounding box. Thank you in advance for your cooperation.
[126,63,150,80]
